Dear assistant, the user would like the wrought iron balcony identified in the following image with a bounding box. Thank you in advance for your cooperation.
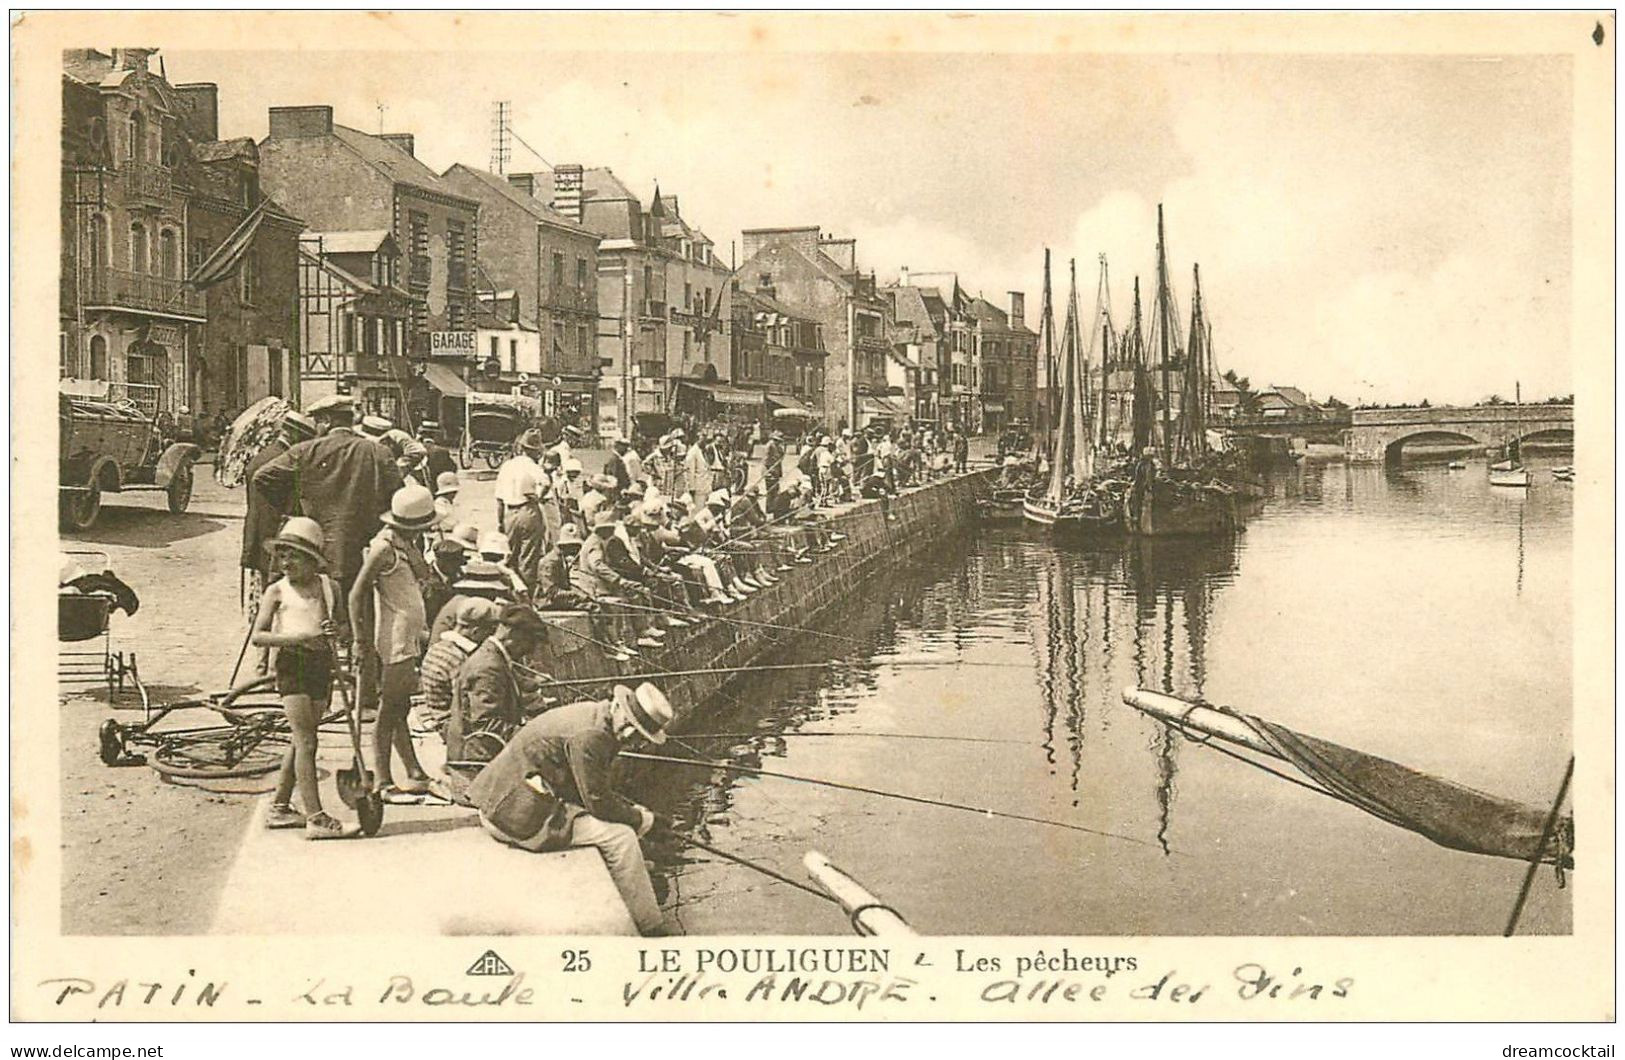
[82,267,204,318]
[121,163,173,204]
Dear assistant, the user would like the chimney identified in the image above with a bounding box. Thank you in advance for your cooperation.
[900,265,910,286]
[267,105,334,139]
[112,48,156,73]
[552,164,584,222]
[173,83,219,141]
[507,172,537,197]
[1009,291,1025,326]
[378,133,415,157]
[819,236,857,272]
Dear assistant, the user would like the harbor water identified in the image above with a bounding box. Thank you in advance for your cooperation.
[631,456,1574,935]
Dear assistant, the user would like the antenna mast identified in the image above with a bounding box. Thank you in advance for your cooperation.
[490,101,512,174]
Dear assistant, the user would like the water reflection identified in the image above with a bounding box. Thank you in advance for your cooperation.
[631,458,1570,935]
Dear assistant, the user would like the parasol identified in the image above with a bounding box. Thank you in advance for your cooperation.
[214,396,291,488]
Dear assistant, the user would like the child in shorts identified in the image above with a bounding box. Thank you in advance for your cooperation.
[251,517,356,840]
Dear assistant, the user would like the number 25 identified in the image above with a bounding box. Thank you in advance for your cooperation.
[562,950,591,973]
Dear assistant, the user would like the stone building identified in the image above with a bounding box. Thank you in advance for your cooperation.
[60,49,302,422]
[736,226,893,432]
[729,284,827,424]
[438,165,601,427]
[296,230,417,419]
[258,106,478,356]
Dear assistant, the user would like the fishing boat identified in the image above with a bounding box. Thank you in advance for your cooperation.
[1023,255,1120,534]
[1122,687,1574,868]
[1448,460,1467,470]
[1123,206,1237,537]
[1488,383,1531,486]
[1551,465,1574,482]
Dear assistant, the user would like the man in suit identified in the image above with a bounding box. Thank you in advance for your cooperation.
[251,396,400,596]
[468,682,675,935]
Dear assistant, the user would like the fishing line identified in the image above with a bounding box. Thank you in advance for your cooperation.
[624,749,1173,853]
[670,832,837,903]
[680,730,1027,746]
[607,597,865,645]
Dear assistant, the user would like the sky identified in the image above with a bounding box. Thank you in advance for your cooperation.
[162,47,1574,405]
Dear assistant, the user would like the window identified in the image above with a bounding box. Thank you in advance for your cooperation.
[240,251,258,304]
[129,222,148,272]
[576,256,589,288]
[408,212,429,255]
[189,237,206,274]
[576,321,588,365]
[267,348,284,397]
[552,251,566,289]
[684,281,692,309]
[342,312,356,355]
[642,265,652,297]
[449,303,466,330]
[759,272,771,288]
[159,229,178,279]
[60,333,69,377]
[509,338,518,373]
[89,335,108,379]
[126,110,144,163]
[551,321,565,370]
[87,214,108,271]
[490,335,499,360]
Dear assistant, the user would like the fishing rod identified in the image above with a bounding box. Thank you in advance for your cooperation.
[622,749,1174,853]
[662,829,838,905]
[607,597,865,645]
[680,729,1028,746]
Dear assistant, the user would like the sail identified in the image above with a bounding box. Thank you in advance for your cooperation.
[1045,262,1081,503]
[1181,264,1209,460]
[1069,262,1095,485]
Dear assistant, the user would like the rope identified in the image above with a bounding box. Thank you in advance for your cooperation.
[845,900,911,936]
[1157,718,1337,801]
[624,749,1171,853]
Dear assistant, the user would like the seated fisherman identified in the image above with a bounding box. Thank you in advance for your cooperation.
[446,603,552,764]
[413,598,499,737]
[467,682,676,935]
[533,523,593,610]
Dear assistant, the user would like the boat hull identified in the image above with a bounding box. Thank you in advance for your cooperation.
[1127,479,1237,537]
[1489,469,1531,487]
[1021,496,1121,535]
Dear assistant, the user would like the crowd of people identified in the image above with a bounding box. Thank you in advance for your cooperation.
[237,396,989,934]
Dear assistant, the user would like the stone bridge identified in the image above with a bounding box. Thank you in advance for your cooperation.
[1344,404,1573,463]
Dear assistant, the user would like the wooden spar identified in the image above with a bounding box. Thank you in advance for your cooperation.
[1121,686,1281,759]
[803,851,917,937]
[1157,204,1172,462]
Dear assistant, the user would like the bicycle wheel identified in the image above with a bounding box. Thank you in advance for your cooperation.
[149,722,288,779]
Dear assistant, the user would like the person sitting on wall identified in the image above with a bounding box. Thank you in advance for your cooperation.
[413,597,500,739]
[446,604,554,766]
[533,523,593,611]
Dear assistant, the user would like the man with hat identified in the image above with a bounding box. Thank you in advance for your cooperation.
[449,603,552,764]
[241,408,318,616]
[361,414,430,484]
[422,537,467,630]
[431,470,461,533]
[478,530,530,599]
[349,483,438,803]
[579,473,619,526]
[253,394,403,598]
[494,428,546,532]
[503,468,551,595]
[622,434,645,488]
[762,429,787,492]
[468,681,676,935]
[418,421,457,484]
[534,522,591,610]
[603,432,633,492]
[414,597,500,741]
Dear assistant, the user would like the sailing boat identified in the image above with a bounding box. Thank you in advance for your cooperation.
[1124,205,1238,536]
[1023,258,1119,533]
[1489,382,1532,487]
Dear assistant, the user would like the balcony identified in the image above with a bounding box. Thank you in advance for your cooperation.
[641,299,666,320]
[408,254,431,288]
[855,334,891,353]
[82,267,204,320]
[121,163,173,205]
[447,259,469,291]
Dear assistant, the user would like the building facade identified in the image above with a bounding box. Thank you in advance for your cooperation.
[258,106,478,363]
[438,165,601,428]
[61,49,302,423]
[729,284,827,423]
[296,230,417,420]
[737,226,894,432]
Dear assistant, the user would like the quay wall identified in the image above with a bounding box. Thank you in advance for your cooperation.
[531,469,990,729]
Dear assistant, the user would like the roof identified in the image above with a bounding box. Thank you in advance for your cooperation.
[736,287,815,324]
[966,297,1013,333]
[440,164,595,236]
[582,167,638,202]
[1265,385,1311,406]
[885,285,938,337]
[304,230,392,255]
[330,124,473,203]
[193,137,257,164]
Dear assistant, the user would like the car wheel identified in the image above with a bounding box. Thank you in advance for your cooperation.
[166,462,194,513]
[61,483,101,532]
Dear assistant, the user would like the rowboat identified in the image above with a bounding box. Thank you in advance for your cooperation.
[1489,468,1531,488]
[1121,687,1573,867]
[1021,492,1120,534]
[977,487,1028,524]
[1551,465,1574,482]
[1447,460,1467,470]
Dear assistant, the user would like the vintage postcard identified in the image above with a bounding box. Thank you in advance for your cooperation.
[11,9,1614,1027]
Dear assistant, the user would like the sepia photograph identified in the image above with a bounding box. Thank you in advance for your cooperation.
[12,9,1614,1026]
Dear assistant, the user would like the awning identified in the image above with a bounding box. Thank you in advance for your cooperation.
[679,381,766,408]
[766,392,817,416]
[861,396,908,418]
[421,362,469,398]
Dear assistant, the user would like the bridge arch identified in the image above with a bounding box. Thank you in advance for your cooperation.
[1382,428,1486,465]
[1511,426,1575,448]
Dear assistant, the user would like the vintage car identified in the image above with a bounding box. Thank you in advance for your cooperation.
[459,390,543,469]
[59,380,201,531]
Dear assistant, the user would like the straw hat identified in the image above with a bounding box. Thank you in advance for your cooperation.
[284,410,318,439]
[562,457,584,475]
[380,484,436,530]
[517,429,545,453]
[477,530,511,559]
[434,470,461,497]
[306,394,354,420]
[360,415,392,437]
[271,516,326,566]
[555,523,585,548]
[456,598,501,632]
[448,523,481,552]
[592,508,619,530]
[453,561,509,596]
[614,683,673,744]
[590,473,619,492]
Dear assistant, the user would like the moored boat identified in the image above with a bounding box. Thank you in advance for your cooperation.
[1490,468,1532,488]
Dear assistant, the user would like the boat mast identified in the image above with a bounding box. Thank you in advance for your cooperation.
[1156,204,1172,463]
[1038,249,1056,453]
[1069,259,1094,483]
[1046,259,1081,503]
[1184,262,1208,459]
[1093,253,1115,451]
